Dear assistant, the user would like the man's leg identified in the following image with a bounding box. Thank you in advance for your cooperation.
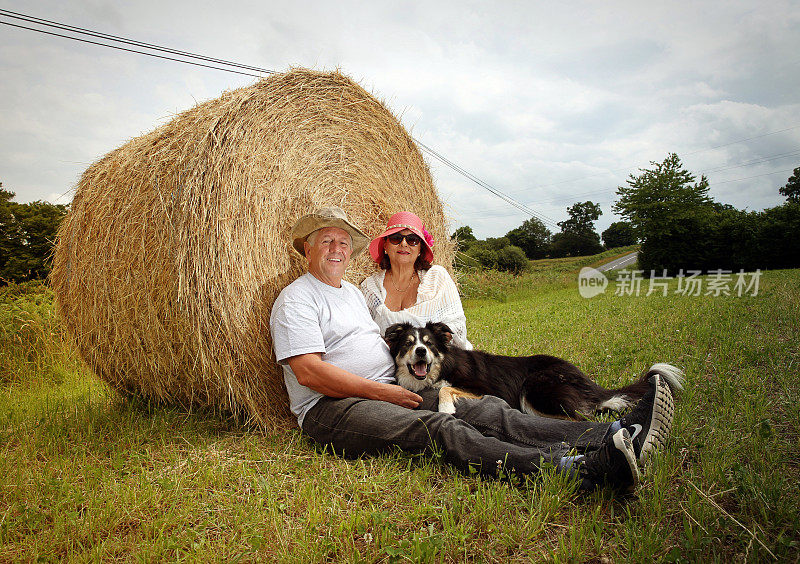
[302,395,570,479]
[451,395,612,453]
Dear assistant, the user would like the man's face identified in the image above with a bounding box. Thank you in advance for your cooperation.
[304,227,353,287]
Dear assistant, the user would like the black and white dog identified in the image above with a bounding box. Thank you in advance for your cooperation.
[384,322,683,418]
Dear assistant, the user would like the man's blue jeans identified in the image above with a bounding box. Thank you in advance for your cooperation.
[302,389,611,479]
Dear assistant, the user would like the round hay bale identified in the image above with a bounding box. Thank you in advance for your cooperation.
[50,68,455,429]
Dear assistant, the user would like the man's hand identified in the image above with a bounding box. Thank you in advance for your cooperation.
[288,353,423,409]
[375,384,423,409]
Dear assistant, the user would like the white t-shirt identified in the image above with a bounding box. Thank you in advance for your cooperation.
[270,273,396,428]
[360,265,473,350]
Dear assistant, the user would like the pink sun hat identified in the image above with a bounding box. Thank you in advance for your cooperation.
[368,211,435,264]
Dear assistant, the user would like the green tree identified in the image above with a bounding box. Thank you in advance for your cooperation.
[558,201,602,234]
[550,201,603,257]
[0,184,16,272]
[779,166,800,202]
[601,221,636,249]
[612,154,717,274]
[610,155,800,273]
[505,217,552,259]
[613,153,713,240]
[465,237,529,273]
[756,201,800,269]
[0,184,68,283]
[484,237,511,251]
[494,245,529,274]
[451,225,477,252]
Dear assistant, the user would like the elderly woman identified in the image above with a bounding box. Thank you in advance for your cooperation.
[360,211,473,349]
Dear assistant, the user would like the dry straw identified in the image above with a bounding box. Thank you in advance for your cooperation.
[50,68,455,429]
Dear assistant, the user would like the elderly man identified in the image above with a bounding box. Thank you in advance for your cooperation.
[270,207,675,493]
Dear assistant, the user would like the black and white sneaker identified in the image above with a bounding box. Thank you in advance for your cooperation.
[618,373,675,464]
[572,428,640,494]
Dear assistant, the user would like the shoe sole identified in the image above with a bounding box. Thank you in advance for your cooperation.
[638,374,675,464]
[613,428,640,493]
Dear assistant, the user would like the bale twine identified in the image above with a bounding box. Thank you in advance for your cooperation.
[50,68,455,429]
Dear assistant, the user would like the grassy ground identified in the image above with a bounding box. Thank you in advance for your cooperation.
[1,256,798,562]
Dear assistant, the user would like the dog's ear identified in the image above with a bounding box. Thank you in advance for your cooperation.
[426,322,453,346]
[384,323,412,347]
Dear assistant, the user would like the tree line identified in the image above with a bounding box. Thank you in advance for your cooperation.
[2,156,798,283]
[0,183,67,283]
[614,154,799,275]
[454,157,800,275]
[453,200,632,274]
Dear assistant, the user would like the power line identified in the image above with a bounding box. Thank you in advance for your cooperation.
[500,125,800,200]
[0,12,273,78]
[707,168,796,186]
[0,21,265,78]
[684,126,800,156]
[461,144,800,217]
[480,148,800,213]
[0,9,275,74]
[414,139,562,229]
[698,149,800,175]
[519,187,618,208]
[1,9,559,226]
[2,8,560,227]
[455,154,799,221]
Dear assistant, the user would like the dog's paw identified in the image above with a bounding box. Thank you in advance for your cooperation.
[438,400,456,414]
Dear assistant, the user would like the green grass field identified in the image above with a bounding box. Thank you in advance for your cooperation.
[1,257,798,562]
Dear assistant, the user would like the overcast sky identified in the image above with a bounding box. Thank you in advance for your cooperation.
[2,1,799,238]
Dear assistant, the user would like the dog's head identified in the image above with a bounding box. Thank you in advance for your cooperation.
[384,322,453,391]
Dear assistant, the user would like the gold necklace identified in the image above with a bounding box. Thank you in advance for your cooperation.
[389,271,416,293]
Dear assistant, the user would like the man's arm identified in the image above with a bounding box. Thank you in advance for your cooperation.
[287,353,423,408]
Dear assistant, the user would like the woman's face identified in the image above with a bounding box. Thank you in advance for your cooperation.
[384,229,421,269]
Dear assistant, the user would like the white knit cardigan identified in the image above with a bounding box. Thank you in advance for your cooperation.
[360,265,473,350]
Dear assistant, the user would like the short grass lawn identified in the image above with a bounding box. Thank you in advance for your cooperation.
[1,260,798,562]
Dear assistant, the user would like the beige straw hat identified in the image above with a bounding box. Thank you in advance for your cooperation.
[290,206,369,257]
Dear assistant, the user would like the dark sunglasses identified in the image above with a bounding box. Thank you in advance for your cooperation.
[386,232,422,246]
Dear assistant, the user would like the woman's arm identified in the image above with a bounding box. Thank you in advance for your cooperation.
[360,273,384,320]
[431,267,473,349]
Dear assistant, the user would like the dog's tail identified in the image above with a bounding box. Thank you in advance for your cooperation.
[645,363,685,392]
[597,363,684,413]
